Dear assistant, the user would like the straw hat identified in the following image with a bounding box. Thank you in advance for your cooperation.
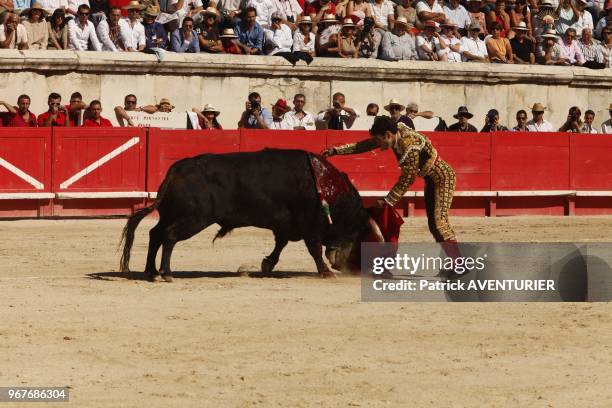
[220,28,238,38]
[341,17,356,28]
[384,98,406,112]
[441,18,458,28]
[422,20,440,32]
[453,106,474,119]
[157,98,175,108]
[530,102,547,112]
[395,16,409,27]
[298,16,313,25]
[202,104,220,116]
[540,29,558,39]
[201,6,219,18]
[143,6,159,16]
[513,21,528,31]
[122,0,146,10]
[20,3,49,17]
[321,13,338,23]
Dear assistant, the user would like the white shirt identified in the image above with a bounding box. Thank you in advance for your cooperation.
[38,0,68,14]
[369,0,394,29]
[283,110,316,130]
[248,0,278,27]
[292,31,315,53]
[580,123,598,134]
[438,33,462,62]
[526,119,554,132]
[275,0,303,21]
[0,24,28,48]
[271,116,292,129]
[443,4,471,29]
[119,18,146,51]
[416,33,438,59]
[460,35,487,61]
[68,19,101,50]
[416,0,443,15]
[96,19,120,51]
[602,119,612,134]
[67,0,90,14]
[265,23,293,54]
[572,10,593,37]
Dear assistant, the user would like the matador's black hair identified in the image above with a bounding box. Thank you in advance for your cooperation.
[369,115,398,136]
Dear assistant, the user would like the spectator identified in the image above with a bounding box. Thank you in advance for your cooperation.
[594,3,611,39]
[512,109,529,131]
[155,0,181,35]
[114,94,139,127]
[370,0,395,30]
[68,4,101,50]
[508,0,532,39]
[47,8,68,49]
[64,91,89,126]
[143,7,169,52]
[601,103,612,134]
[0,95,37,127]
[558,106,583,132]
[275,0,303,26]
[467,0,489,37]
[265,11,297,61]
[13,0,32,16]
[510,21,535,63]
[307,0,336,25]
[486,0,510,37]
[38,92,70,127]
[197,6,222,53]
[443,0,471,33]
[481,108,509,131]
[366,102,379,116]
[220,27,243,53]
[526,102,554,132]
[380,16,416,60]
[97,6,125,51]
[537,29,568,64]
[573,0,594,38]
[89,0,109,27]
[270,98,291,129]
[581,109,597,133]
[383,98,415,128]
[248,0,277,28]
[487,21,513,62]
[22,3,48,50]
[579,27,605,67]
[438,18,462,62]
[316,92,357,130]
[238,91,273,128]
[82,100,113,127]
[557,27,585,64]
[176,0,205,28]
[192,104,223,129]
[172,16,199,52]
[121,1,146,52]
[151,98,175,113]
[533,0,557,39]
[347,0,373,25]
[406,102,435,121]
[416,0,445,25]
[461,21,489,62]
[283,93,316,130]
[337,17,358,57]
[316,13,340,56]
[292,16,315,60]
[447,106,478,132]
[356,16,382,58]
[417,20,443,60]
[235,6,265,54]
[603,27,611,67]
[0,13,29,49]
[38,0,68,16]
[67,0,90,17]
[556,0,579,35]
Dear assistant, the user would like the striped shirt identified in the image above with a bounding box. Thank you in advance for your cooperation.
[578,40,604,63]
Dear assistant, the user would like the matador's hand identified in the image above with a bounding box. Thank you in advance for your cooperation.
[322,147,336,157]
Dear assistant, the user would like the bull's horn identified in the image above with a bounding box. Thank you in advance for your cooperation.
[368,217,385,243]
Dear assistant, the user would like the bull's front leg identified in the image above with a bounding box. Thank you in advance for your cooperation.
[304,238,336,278]
[261,234,288,274]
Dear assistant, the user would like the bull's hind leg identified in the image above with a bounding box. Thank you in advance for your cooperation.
[159,218,211,283]
[304,238,336,279]
[144,222,165,281]
[261,234,288,274]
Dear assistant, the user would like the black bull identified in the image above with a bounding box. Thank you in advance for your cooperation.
[120,149,375,282]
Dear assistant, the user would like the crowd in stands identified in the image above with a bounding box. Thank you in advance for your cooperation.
[0,0,610,67]
[1,91,611,132]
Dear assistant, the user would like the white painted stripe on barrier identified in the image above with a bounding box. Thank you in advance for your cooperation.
[0,193,54,200]
[149,192,157,199]
[0,157,44,190]
[59,137,140,190]
[56,191,148,199]
[575,191,612,197]
[497,190,575,197]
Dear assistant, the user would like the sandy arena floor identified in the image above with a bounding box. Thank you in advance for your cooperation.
[1,216,611,407]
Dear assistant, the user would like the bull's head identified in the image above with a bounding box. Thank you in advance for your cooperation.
[325,217,384,273]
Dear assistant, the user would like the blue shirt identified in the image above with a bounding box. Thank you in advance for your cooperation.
[171,28,200,53]
[234,21,264,53]
[13,0,31,9]
[144,22,168,50]
[246,107,273,128]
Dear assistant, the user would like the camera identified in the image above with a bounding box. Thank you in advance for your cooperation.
[332,101,341,109]
[250,100,260,111]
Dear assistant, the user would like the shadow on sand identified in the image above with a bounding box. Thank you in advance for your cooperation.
[86,270,317,281]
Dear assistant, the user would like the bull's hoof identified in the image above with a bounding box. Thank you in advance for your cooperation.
[261,257,275,274]
[145,272,162,282]
[319,270,337,279]
[161,274,174,283]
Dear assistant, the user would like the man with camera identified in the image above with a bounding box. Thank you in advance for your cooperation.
[38,93,71,127]
[315,92,358,130]
[238,91,273,129]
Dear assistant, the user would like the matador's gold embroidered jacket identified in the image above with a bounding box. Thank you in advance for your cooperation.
[333,123,439,206]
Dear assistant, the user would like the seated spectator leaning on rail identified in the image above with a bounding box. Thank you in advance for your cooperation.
[0,95,37,127]
[197,6,222,53]
[219,27,243,53]
[557,27,585,65]
[447,106,478,132]
[97,6,126,51]
[487,22,513,62]
[316,92,357,130]
[558,106,583,132]
[537,29,569,64]
[581,109,597,133]
[511,109,529,131]
[600,103,612,134]
[270,98,292,129]
[292,16,316,61]
[417,20,444,61]
[480,109,509,131]
[38,92,70,127]
[384,98,415,129]
[114,94,140,127]
[379,16,416,61]
[82,100,113,127]
[146,98,175,113]
[192,104,223,129]
[283,93,316,130]
[22,3,48,50]
[526,102,554,132]
[172,16,200,52]
[235,6,264,54]
[510,21,535,63]
[0,13,29,49]
[316,14,341,56]
[142,6,168,53]
[47,8,68,49]
[68,4,101,50]
[356,16,382,59]
[121,1,147,52]
[578,27,606,68]
[461,21,489,62]
[265,12,300,63]
[438,18,462,62]
[238,92,273,129]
